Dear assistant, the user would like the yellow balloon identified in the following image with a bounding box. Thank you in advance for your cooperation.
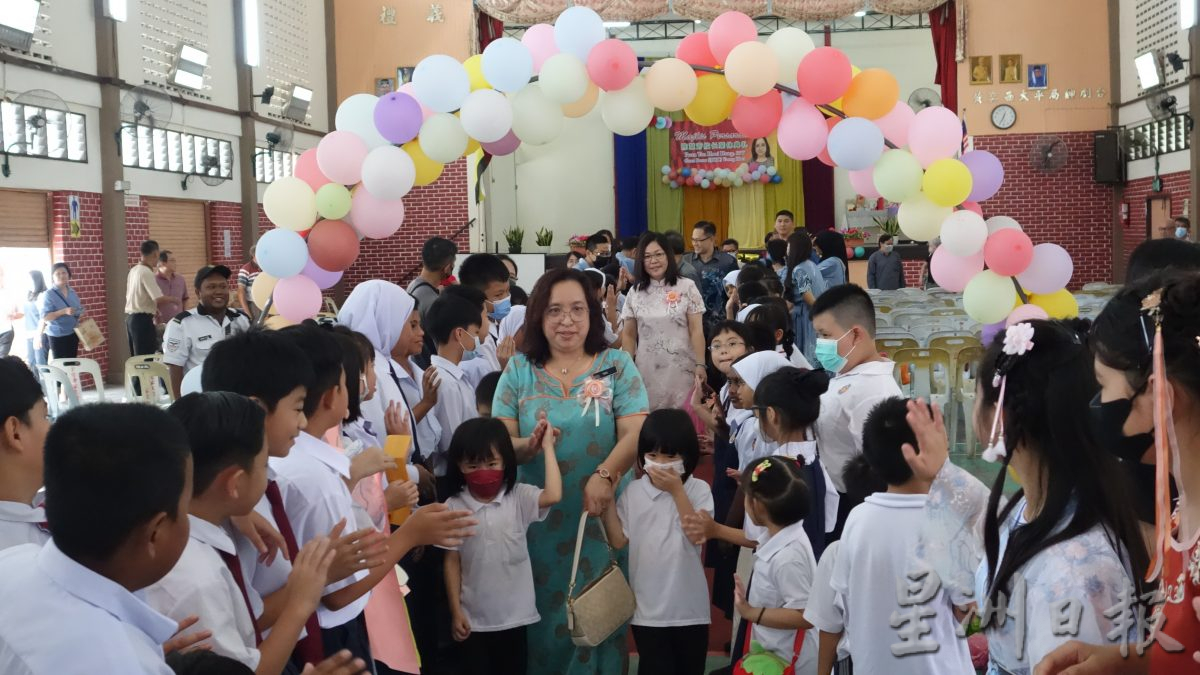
[403,141,444,186]
[464,55,490,91]
[563,82,599,118]
[922,159,973,208]
[464,136,481,157]
[1028,289,1079,319]
[250,272,278,310]
[263,315,294,330]
[684,74,736,126]
[827,65,862,114]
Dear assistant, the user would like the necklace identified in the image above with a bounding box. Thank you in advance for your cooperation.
[554,352,587,376]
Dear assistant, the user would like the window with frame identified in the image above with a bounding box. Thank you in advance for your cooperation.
[254,148,295,183]
[120,124,233,178]
[0,100,87,162]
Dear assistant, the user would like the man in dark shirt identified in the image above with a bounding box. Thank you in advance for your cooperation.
[866,234,906,290]
[683,221,739,334]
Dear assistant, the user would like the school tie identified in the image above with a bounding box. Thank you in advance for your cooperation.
[217,549,263,644]
[264,480,326,665]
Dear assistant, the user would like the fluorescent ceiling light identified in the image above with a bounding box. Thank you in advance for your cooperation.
[1183,0,1197,29]
[854,10,867,17]
[103,0,127,21]
[603,21,630,28]
[242,0,260,66]
[285,85,312,121]
[292,85,313,102]
[0,0,40,33]
[179,45,208,67]
[172,44,209,90]
[1135,51,1161,88]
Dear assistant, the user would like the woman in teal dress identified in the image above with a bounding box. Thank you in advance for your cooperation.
[493,267,648,675]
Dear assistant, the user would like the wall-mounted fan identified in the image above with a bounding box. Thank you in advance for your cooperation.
[1029,135,1069,173]
[181,154,226,190]
[908,87,942,112]
[116,86,174,154]
[1,88,66,177]
[265,123,294,153]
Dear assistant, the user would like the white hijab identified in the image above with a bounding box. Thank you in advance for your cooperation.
[732,350,791,391]
[736,303,761,323]
[498,305,527,342]
[337,280,415,360]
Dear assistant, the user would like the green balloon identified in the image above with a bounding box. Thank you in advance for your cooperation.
[315,183,352,221]
[873,149,924,203]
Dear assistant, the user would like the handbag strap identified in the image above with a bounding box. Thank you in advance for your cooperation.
[566,512,614,598]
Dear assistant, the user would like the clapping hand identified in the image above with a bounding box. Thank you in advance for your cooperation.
[384,401,411,437]
[162,616,211,655]
[681,510,715,545]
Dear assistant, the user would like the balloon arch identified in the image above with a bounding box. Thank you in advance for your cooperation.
[257,7,1077,328]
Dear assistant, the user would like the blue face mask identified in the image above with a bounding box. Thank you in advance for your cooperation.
[814,329,853,374]
[1177,226,1188,239]
[458,330,481,361]
[490,295,512,321]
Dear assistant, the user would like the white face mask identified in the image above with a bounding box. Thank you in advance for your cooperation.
[644,458,685,476]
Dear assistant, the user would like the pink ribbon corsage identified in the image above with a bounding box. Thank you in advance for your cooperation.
[665,289,681,309]
[578,377,613,427]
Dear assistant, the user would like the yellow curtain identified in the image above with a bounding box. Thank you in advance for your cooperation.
[682,186,729,241]
[728,183,767,249]
[762,139,805,237]
[646,111,684,233]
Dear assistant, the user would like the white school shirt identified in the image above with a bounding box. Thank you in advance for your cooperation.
[815,360,902,492]
[145,515,260,669]
[749,521,818,673]
[372,355,441,474]
[0,500,49,551]
[231,468,292,633]
[735,417,778,472]
[829,492,973,675]
[460,323,502,389]
[270,433,370,628]
[0,541,177,675]
[802,540,850,662]
[429,355,480,475]
[776,440,840,535]
[616,475,714,627]
[778,344,813,369]
[442,484,547,631]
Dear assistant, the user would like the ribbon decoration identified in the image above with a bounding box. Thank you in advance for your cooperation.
[578,377,613,427]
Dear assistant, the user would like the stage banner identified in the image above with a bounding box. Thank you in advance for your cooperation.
[669,120,753,171]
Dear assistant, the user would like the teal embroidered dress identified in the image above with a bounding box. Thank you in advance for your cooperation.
[493,348,649,674]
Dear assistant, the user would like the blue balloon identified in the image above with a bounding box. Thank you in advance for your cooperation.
[854,246,866,258]
[701,178,711,188]
[826,117,885,171]
[771,174,782,183]
[669,180,679,189]
[661,165,671,175]
[256,228,308,278]
[681,168,692,177]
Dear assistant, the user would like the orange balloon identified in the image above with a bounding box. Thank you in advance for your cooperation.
[842,68,900,120]
[563,82,599,118]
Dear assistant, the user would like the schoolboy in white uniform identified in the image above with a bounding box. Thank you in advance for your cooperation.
[0,404,190,675]
[0,357,50,551]
[425,294,485,474]
[810,285,902,536]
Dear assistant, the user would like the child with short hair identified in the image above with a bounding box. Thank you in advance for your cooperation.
[734,456,818,673]
[457,253,512,371]
[475,371,501,418]
[601,409,713,675]
[0,404,190,674]
[426,295,485,473]
[810,284,902,536]
[827,397,973,675]
[0,357,50,550]
[149,392,337,675]
[443,417,561,675]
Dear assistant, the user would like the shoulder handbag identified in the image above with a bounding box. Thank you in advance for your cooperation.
[565,512,635,647]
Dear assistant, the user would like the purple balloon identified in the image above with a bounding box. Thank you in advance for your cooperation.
[981,320,1005,346]
[961,150,1004,202]
[373,93,423,145]
[302,256,343,290]
[481,129,521,156]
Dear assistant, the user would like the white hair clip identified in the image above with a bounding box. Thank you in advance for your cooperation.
[983,323,1036,463]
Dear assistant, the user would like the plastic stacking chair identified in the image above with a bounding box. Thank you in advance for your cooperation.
[930,308,967,317]
[37,365,80,419]
[323,297,340,315]
[875,337,920,357]
[124,358,175,406]
[928,336,983,372]
[952,345,985,455]
[891,348,953,428]
[50,357,105,403]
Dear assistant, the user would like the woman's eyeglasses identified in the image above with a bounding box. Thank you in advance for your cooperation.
[643,252,667,261]
[546,305,588,322]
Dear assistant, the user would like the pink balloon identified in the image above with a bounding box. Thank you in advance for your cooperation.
[759,172,770,184]
[521,23,558,73]
[481,129,521,156]
[909,106,963,168]
[349,187,405,239]
[1005,303,1049,327]
[984,228,1034,277]
[797,47,852,105]
[302,256,343,290]
[587,38,638,91]
[959,201,984,216]
[307,220,360,272]
[730,91,783,139]
[929,246,985,293]
[677,32,717,67]
[708,12,757,64]
[274,275,323,323]
[777,98,828,161]
[294,149,331,192]
[397,83,434,121]
[849,168,881,199]
[816,117,840,166]
[316,131,369,186]
[1016,243,1073,294]
[874,100,915,147]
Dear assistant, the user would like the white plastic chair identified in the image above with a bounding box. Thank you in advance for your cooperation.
[124,358,175,406]
[50,357,105,403]
[37,365,80,419]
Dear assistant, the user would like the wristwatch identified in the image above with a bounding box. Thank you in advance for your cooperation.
[594,467,614,485]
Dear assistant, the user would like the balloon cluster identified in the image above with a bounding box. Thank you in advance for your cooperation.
[660,162,780,190]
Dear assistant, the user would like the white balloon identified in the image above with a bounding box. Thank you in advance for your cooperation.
[898,192,952,242]
[459,89,512,143]
[985,215,1022,235]
[765,27,815,87]
[481,37,533,93]
[334,94,390,148]
[553,6,605,61]
[601,78,653,137]
[939,210,989,257]
[360,145,415,201]
[418,113,469,163]
[538,53,589,104]
[509,84,563,146]
[411,55,470,113]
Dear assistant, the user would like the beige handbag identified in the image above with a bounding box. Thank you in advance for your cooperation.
[565,512,635,647]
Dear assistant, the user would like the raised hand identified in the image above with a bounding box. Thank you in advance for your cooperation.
[402,503,477,548]
[384,401,411,437]
[229,510,287,564]
[901,398,949,483]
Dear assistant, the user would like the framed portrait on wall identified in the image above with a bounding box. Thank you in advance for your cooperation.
[398,66,415,84]
[375,78,395,96]
[1000,54,1022,83]
[969,55,992,85]
[1028,64,1048,89]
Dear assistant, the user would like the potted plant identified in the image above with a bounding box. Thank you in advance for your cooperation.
[535,227,554,251]
[503,226,525,254]
[873,215,901,241]
[842,227,868,248]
